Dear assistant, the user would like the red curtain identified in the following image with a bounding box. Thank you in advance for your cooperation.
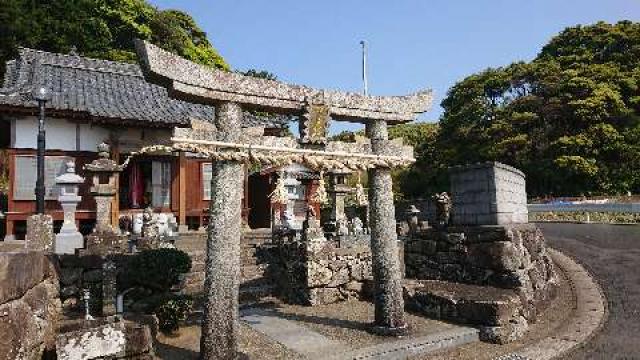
[129,162,143,208]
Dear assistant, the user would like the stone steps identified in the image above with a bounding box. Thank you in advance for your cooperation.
[403,279,528,344]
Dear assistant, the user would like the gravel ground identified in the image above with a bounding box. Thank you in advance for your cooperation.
[539,223,640,360]
[155,323,301,359]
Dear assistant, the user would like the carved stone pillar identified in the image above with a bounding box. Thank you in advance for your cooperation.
[200,102,245,360]
[366,120,407,335]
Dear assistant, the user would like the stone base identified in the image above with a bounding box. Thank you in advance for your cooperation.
[55,232,84,255]
[56,319,155,360]
[85,232,128,255]
[370,323,409,337]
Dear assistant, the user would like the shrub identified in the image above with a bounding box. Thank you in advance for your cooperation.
[156,296,193,333]
[125,248,191,292]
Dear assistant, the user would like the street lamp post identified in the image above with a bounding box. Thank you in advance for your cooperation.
[34,87,49,214]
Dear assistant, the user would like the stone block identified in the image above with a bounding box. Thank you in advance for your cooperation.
[25,214,54,252]
[0,251,46,304]
[56,322,126,360]
[0,280,60,360]
[467,241,522,272]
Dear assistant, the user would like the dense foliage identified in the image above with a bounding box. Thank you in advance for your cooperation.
[0,0,228,80]
[439,21,640,197]
[124,248,191,292]
[156,295,193,333]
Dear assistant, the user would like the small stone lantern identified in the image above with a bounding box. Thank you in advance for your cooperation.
[54,161,85,254]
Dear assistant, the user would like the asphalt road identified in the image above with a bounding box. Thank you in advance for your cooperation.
[538,223,640,360]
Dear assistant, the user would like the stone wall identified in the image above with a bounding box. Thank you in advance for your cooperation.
[0,251,61,360]
[405,225,557,316]
[450,162,528,226]
[273,238,379,305]
[404,224,558,343]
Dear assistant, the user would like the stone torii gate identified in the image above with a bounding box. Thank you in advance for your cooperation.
[135,40,432,359]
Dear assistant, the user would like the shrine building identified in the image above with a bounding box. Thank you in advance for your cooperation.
[0,48,317,240]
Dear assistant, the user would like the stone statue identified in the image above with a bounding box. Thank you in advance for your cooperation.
[132,214,144,235]
[433,192,451,228]
[156,213,169,237]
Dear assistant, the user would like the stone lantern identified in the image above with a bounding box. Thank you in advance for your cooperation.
[54,161,85,254]
[84,143,123,234]
[327,169,352,224]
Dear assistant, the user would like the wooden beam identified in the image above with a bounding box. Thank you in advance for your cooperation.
[178,152,187,230]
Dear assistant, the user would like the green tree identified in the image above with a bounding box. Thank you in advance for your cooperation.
[0,0,228,80]
[439,21,640,196]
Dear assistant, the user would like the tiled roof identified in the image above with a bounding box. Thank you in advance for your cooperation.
[0,48,290,129]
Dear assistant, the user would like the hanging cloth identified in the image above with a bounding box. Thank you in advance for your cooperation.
[129,162,143,208]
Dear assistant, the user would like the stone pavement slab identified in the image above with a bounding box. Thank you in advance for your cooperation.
[241,306,479,360]
[321,327,479,360]
[240,308,348,357]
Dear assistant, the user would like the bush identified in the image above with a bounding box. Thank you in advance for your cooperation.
[156,296,193,333]
[124,248,191,292]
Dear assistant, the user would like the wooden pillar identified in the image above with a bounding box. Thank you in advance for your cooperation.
[178,152,187,231]
[110,140,120,229]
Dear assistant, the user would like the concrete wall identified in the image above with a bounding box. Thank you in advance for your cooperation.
[0,251,60,360]
[450,162,528,226]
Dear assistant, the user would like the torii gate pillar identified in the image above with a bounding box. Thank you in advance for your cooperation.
[367,120,407,335]
[200,102,245,360]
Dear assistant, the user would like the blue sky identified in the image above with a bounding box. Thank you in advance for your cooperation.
[150,0,639,132]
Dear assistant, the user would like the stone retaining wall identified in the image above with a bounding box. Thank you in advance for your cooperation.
[404,224,558,343]
[405,224,557,318]
[0,251,61,360]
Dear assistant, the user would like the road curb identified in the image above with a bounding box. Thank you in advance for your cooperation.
[532,220,639,226]
[493,248,608,360]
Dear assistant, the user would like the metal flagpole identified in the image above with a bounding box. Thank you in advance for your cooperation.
[360,40,368,96]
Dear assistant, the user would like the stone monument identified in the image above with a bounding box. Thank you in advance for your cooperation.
[54,161,85,255]
[449,162,527,226]
[83,143,126,317]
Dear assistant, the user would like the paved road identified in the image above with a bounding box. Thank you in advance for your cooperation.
[538,223,640,360]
